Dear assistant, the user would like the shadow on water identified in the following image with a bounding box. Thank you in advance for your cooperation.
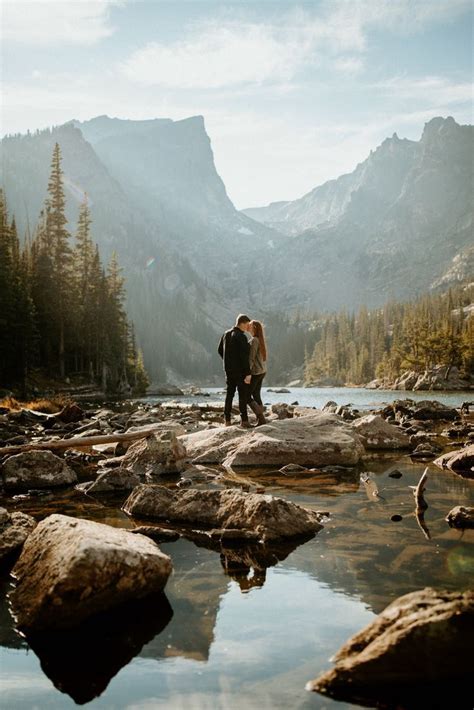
[20,592,173,705]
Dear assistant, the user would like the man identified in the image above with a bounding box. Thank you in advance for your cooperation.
[218,314,252,428]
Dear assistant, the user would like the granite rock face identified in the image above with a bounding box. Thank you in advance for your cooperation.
[123,485,324,542]
[1,450,77,491]
[10,514,172,631]
[434,444,474,478]
[307,587,474,707]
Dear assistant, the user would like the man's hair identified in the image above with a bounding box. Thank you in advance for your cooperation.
[236,313,251,325]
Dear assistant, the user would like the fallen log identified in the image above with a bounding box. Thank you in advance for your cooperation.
[0,427,164,457]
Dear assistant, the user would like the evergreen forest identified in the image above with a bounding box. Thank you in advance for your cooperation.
[0,143,149,394]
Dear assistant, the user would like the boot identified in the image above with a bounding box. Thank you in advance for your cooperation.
[224,418,232,427]
[240,419,252,429]
[255,404,267,426]
[248,400,260,421]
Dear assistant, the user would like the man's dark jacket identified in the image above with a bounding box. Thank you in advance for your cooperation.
[218,327,251,377]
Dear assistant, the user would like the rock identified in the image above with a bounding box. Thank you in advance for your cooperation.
[123,485,324,542]
[434,444,474,478]
[307,588,474,707]
[269,402,294,419]
[1,450,77,491]
[124,421,186,437]
[286,379,302,387]
[410,442,441,459]
[85,468,141,493]
[181,412,364,468]
[352,414,410,450]
[56,402,85,424]
[384,399,459,422]
[322,401,338,413]
[0,509,37,563]
[388,470,403,478]
[445,506,474,529]
[273,388,290,393]
[146,385,184,396]
[10,514,172,631]
[120,430,187,479]
[130,525,180,542]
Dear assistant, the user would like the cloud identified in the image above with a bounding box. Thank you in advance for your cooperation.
[2,0,124,45]
[120,0,471,89]
[372,76,473,105]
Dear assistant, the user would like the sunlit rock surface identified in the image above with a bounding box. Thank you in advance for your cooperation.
[308,587,474,707]
[11,514,172,631]
[0,508,36,564]
[1,450,77,491]
[181,413,364,467]
[352,414,411,450]
[123,485,324,542]
[434,444,474,478]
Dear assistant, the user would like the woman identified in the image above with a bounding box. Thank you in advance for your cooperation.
[248,319,267,426]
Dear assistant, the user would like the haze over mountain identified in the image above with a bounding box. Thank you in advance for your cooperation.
[247,116,473,310]
[1,115,472,382]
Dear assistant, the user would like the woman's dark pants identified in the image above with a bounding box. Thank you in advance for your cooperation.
[249,373,265,406]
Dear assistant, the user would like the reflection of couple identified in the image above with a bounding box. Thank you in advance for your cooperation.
[218,314,267,428]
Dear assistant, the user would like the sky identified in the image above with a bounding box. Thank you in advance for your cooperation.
[1,0,473,208]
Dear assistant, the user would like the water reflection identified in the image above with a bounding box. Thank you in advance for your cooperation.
[22,592,173,705]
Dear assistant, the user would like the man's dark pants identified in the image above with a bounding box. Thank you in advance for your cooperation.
[224,372,249,422]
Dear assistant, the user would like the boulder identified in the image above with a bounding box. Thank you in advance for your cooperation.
[307,588,474,707]
[352,414,410,450]
[434,444,474,478]
[10,514,172,631]
[1,450,77,491]
[0,508,37,563]
[84,467,141,494]
[181,413,364,468]
[446,506,474,529]
[123,485,324,542]
[120,430,187,479]
[269,403,294,419]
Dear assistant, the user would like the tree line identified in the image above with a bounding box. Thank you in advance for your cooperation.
[0,143,149,394]
[304,284,474,385]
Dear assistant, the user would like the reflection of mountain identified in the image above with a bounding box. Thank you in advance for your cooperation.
[24,592,173,705]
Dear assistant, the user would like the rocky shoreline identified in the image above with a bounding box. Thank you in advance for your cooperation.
[0,394,473,705]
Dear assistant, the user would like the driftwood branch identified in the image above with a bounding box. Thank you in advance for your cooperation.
[410,467,431,540]
[0,428,163,457]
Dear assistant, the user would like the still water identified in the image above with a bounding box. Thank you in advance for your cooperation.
[0,389,473,709]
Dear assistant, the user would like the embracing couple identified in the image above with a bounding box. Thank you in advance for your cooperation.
[218,314,267,428]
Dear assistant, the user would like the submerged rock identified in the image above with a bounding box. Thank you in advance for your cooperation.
[123,485,324,542]
[0,508,37,564]
[10,514,172,631]
[182,412,364,468]
[352,414,410,450]
[1,450,77,491]
[446,506,474,529]
[307,587,474,707]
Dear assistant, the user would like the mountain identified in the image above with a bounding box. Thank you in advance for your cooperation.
[1,115,472,383]
[0,117,280,382]
[247,116,473,309]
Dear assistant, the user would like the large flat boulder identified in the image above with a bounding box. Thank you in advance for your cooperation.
[434,444,474,478]
[181,413,364,467]
[352,414,411,450]
[307,588,474,707]
[446,506,474,529]
[123,485,324,542]
[10,514,172,631]
[1,450,77,491]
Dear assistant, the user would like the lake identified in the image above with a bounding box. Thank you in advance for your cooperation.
[0,387,473,709]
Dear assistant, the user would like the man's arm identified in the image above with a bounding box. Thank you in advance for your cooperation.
[218,334,224,359]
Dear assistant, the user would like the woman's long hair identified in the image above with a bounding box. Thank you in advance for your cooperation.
[250,320,267,361]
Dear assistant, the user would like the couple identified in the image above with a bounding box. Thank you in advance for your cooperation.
[218,314,267,428]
